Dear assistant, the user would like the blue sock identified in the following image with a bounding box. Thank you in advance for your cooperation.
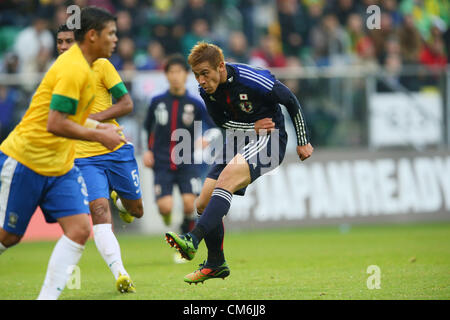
[189,188,232,246]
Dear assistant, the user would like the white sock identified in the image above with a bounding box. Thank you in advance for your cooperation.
[0,242,7,255]
[37,235,84,300]
[93,224,127,280]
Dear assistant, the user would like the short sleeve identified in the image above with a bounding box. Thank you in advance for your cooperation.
[50,66,84,115]
[101,59,128,100]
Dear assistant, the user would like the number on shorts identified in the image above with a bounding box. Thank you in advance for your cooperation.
[190,177,202,194]
[131,169,140,187]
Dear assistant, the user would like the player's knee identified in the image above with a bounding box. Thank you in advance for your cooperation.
[158,203,172,216]
[130,201,144,218]
[90,202,110,220]
[65,223,91,245]
[0,232,22,248]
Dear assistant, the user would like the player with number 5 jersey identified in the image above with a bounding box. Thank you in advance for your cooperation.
[55,24,144,294]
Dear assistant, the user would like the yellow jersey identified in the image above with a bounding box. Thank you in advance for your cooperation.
[0,44,96,176]
[75,58,128,158]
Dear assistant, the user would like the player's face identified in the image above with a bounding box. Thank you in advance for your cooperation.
[166,64,188,92]
[192,61,225,94]
[57,31,75,55]
[96,21,118,58]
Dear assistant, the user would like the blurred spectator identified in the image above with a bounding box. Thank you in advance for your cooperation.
[380,0,402,27]
[368,12,396,63]
[310,12,351,66]
[326,0,358,26]
[116,10,134,39]
[136,41,165,71]
[0,85,19,143]
[237,0,256,47]
[226,31,250,64]
[419,23,448,73]
[179,0,212,34]
[277,0,309,58]
[110,37,136,71]
[181,18,213,57]
[378,53,421,92]
[13,14,54,73]
[346,13,377,69]
[398,14,423,65]
[249,33,287,68]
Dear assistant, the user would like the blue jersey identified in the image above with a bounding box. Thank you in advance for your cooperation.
[144,90,215,170]
[199,63,310,146]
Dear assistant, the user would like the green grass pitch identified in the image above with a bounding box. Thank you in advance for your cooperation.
[0,222,449,300]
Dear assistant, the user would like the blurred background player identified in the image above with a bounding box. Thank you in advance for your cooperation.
[0,7,124,299]
[165,42,313,284]
[56,25,144,293]
[143,54,216,263]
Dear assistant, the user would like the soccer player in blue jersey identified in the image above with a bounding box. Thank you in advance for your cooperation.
[143,54,217,263]
[165,42,314,284]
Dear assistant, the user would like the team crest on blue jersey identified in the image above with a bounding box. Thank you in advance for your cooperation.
[239,93,253,113]
[8,212,19,228]
[239,101,253,113]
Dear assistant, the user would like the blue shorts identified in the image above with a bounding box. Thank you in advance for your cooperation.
[75,144,142,202]
[153,166,202,200]
[0,151,89,236]
[207,129,287,196]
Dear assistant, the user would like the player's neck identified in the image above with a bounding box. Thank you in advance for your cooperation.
[219,66,228,84]
[78,42,99,66]
[169,87,186,97]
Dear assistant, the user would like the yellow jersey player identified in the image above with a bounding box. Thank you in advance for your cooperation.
[0,7,124,300]
[56,24,143,293]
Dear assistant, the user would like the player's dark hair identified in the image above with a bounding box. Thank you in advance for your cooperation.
[164,54,189,73]
[57,24,73,35]
[74,6,116,42]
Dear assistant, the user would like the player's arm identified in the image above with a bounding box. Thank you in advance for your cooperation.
[142,100,156,168]
[270,80,313,161]
[47,109,126,150]
[48,67,126,150]
[89,93,133,122]
[89,60,133,122]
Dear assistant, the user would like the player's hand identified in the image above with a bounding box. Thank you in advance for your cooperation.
[255,118,275,135]
[297,143,313,161]
[143,150,154,168]
[89,113,101,121]
[96,125,126,150]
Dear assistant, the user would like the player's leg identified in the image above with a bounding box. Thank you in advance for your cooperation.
[107,156,144,222]
[181,193,196,233]
[177,171,202,234]
[76,160,135,292]
[157,195,174,226]
[165,156,250,261]
[0,153,40,254]
[153,168,175,226]
[36,166,91,300]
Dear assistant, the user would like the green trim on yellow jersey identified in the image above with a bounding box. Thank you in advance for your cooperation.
[110,82,128,100]
[50,94,78,115]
